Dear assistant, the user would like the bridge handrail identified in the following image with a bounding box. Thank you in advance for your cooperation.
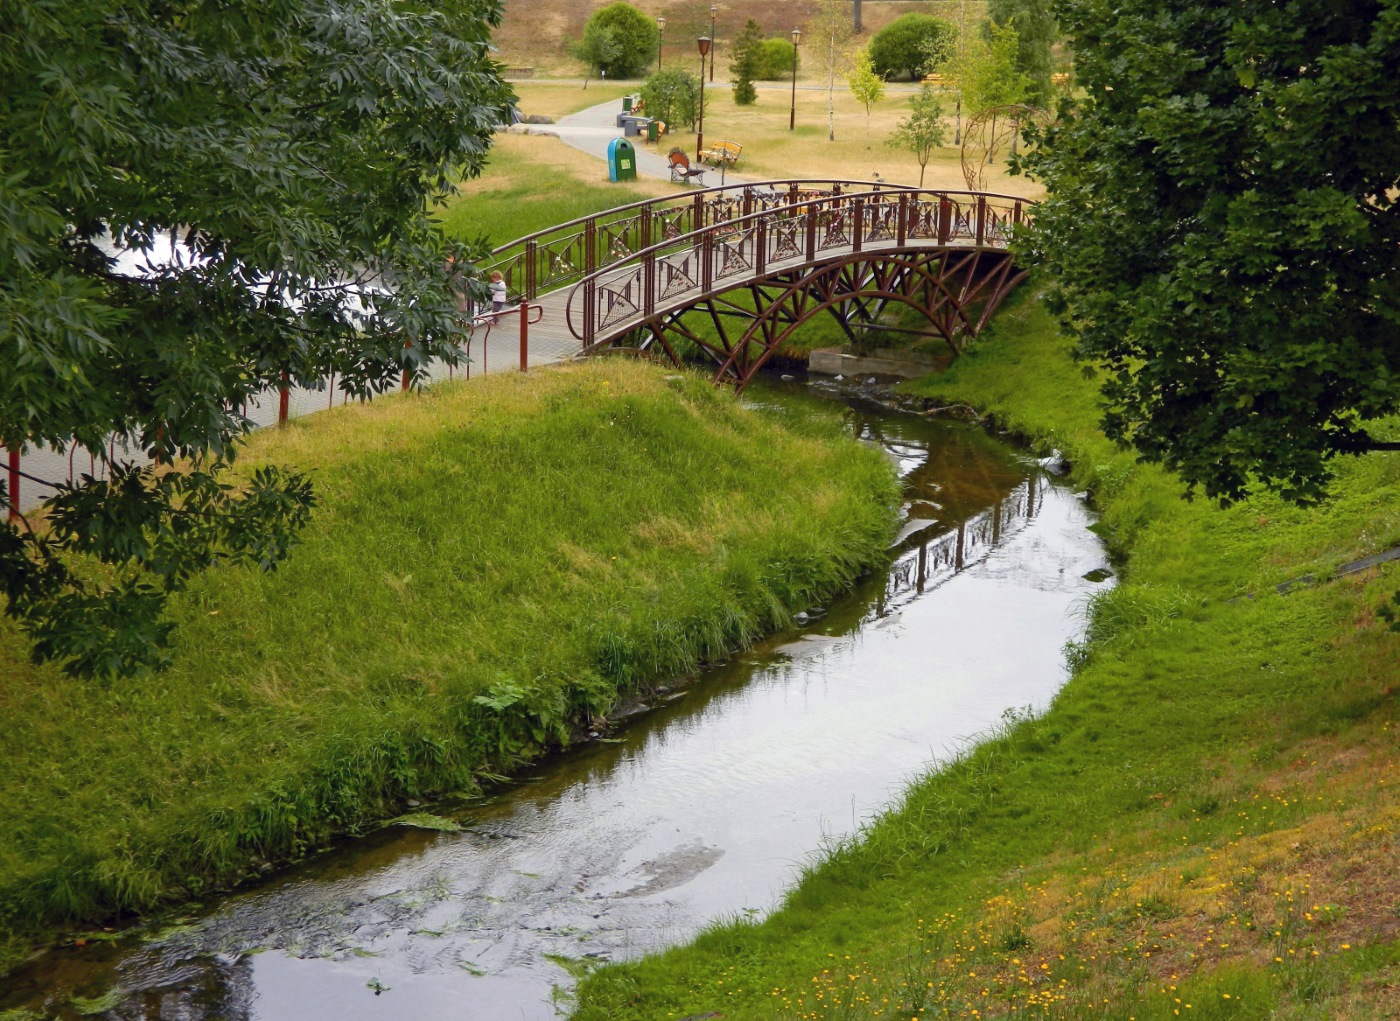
[560,186,1035,345]
[482,179,1034,303]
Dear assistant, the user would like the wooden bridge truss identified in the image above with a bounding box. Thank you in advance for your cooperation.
[485,180,1034,390]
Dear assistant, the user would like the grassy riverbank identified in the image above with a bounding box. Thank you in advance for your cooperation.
[0,362,898,974]
[571,291,1400,1020]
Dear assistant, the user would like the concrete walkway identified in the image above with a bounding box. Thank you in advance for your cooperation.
[510,93,755,187]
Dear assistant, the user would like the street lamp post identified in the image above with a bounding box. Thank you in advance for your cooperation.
[697,37,711,155]
[657,16,666,72]
[708,5,718,82]
[789,28,801,131]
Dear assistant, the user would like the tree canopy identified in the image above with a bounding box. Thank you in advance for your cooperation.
[987,0,1056,106]
[0,0,513,676]
[641,69,699,130]
[575,2,657,80]
[1021,0,1400,504]
[868,13,955,81]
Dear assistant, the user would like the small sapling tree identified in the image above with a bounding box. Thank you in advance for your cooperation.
[847,49,886,149]
[808,0,856,142]
[886,84,948,186]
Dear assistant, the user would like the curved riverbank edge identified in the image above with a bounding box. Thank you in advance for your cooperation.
[570,288,1400,1020]
[0,362,901,976]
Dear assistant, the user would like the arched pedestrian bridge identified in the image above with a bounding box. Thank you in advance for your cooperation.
[485,180,1033,390]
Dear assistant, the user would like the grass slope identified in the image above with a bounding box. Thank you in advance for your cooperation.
[0,361,898,972]
[570,290,1400,1020]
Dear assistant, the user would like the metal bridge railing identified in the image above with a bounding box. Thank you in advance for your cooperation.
[560,186,1032,349]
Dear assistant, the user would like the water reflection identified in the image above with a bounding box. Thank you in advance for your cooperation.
[2,380,1107,1021]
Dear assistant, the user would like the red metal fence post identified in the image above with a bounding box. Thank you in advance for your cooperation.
[519,299,529,371]
[6,447,19,522]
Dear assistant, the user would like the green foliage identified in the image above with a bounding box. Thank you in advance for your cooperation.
[847,49,887,149]
[729,19,764,105]
[0,0,513,677]
[574,2,658,79]
[640,69,699,130]
[570,290,1400,1021]
[885,84,948,186]
[961,20,1032,113]
[987,0,1056,105]
[1020,0,1400,505]
[0,362,899,962]
[754,38,800,80]
[868,12,955,81]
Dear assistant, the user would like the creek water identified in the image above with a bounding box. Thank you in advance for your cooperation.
[2,377,1109,1020]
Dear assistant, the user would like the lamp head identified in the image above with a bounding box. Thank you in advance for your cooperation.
[657,15,666,29]
[698,36,711,57]
[791,27,801,46]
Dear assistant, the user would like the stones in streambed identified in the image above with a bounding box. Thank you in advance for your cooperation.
[1037,448,1069,475]
[1082,567,1115,583]
[391,813,462,833]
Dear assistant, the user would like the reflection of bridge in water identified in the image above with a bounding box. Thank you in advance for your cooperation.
[879,475,1042,617]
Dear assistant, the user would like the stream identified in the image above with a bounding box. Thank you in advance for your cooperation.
[1,376,1110,1020]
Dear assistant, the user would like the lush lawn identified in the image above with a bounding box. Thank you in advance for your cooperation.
[570,288,1400,1020]
[0,361,898,973]
[437,133,681,249]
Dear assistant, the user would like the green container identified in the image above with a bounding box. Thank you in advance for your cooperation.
[646,120,658,143]
[622,95,633,113]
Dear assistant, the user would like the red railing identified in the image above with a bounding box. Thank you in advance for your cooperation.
[482,179,985,303]
[561,187,1031,348]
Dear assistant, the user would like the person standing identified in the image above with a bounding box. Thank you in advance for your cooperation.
[489,270,508,314]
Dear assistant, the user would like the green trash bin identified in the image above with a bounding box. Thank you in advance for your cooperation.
[646,119,658,143]
[622,95,633,113]
[607,138,637,182]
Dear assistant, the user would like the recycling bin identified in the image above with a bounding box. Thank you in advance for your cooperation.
[607,137,637,182]
[646,119,659,143]
[622,95,633,113]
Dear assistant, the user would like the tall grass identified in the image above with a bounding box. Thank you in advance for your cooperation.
[0,361,898,969]
[570,287,1400,1021]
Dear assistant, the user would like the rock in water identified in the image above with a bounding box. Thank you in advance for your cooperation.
[1037,448,1068,475]
[794,611,810,625]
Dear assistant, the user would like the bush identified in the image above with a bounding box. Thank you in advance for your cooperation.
[575,2,657,79]
[869,13,955,80]
[755,37,799,80]
[641,69,699,129]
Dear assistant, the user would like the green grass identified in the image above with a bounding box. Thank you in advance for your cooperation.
[0,361,899,973]
[437,135,675,249]
[569,287,1400,1021]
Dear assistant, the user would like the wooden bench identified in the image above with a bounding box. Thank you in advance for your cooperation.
[667,148,707,186]
[698,140,743,167]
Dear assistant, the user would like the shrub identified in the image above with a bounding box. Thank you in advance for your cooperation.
[574,2,658,79]
[641,69,699,129]
[869,13,955,80]
[755,37,799,79]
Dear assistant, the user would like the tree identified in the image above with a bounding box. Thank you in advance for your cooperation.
[755,38,800,81]
[574,2,657,80]
[886,85,948,186]
[987,0,1056,106]
[0,0,513,677]
[807,0,856,142]
[1020,0,1400,505]
[847,49,887,149]
[961,21,1032,114]
[729,19,764,105]
[640,69,699,130]
[868,13,955,81]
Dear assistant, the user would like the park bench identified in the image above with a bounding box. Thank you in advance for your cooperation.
[698,140,743,167]
[667,148,707,186]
